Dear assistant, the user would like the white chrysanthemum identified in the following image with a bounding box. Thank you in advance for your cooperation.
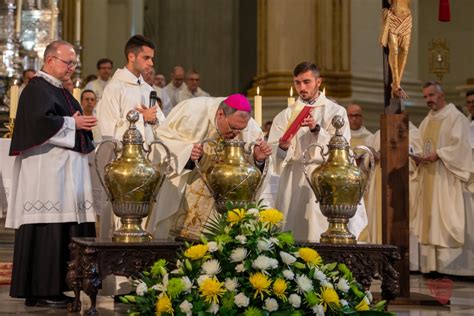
[235,263,246,273]
[207,241,218,252]
[313,269,326,282]
[340,299,348,306]
[296,274,314,293]
[224,278,239,292]
[234,292,250,307]
[321,280,334,289]
[208,302,219,314]
[264,298,278,312]
[230,247,248,262]
[283,269,295,280]
[197,275,210,286]
[366,291,373,303]
[235,235,247,244]
[247,208,259,216]
[182,276,192,293]
[252,255,278,270]
[179,300,193,316]
[337,277,350,292]
[202,259,221,276]
[280,251,297,265]
[312,304,325,316]
[288,293,301,308]
[135,281,147,296]
[257,239,273,252]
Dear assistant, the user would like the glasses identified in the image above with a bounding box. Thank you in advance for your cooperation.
[225,116,247,134]
[52,56,78,68]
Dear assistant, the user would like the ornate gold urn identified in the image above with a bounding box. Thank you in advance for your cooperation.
[95,110,172,242]
[196,139,266,212]
[303,115,374,244]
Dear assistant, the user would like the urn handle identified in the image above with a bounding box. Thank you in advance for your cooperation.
[94,139,121,201]
[194,138,219,198]
[352,145,375,197]
[302,143,326,201]
[146,139,174,188]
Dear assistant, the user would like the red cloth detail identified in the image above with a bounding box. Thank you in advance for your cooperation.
[439,0,451,22]
[280,106,313,142]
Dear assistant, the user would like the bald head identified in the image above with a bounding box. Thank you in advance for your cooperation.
[347,103,363,131]
[171,66,185,88]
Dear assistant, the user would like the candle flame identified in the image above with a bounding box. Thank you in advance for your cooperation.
[257,86,260,95]
[290,86,293,97]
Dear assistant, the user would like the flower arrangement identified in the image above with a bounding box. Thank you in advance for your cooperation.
[121,204,392,315]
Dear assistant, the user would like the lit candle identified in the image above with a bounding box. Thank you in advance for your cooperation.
[15,0,23,34]
[287,86,295,106]
[254,86,262,127]
[9,85,19,119]
[50,0,56,40]
[74,0,81,42]
[73,87,82,103]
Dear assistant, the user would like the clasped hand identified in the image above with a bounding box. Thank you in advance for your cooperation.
[73,111,97,131]
[136,105,158,124]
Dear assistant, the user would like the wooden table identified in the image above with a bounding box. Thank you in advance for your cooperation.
[66,237,182,315]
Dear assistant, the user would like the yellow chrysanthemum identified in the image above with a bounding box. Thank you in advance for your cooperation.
[272,278,288,301]
[156,294,174,315]
[319,286,341,311]
[184,244,208,260]
[259,209,284,225]
[298,247,322,265]
[199,277,226,304]
[355,298,370,311]
[249,272,272,300]
[226,208,246,225]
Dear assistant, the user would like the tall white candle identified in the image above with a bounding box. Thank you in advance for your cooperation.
[73,87,82,103]
[9,85,19,119]
[50,0,56,40]
[254,86,262,127]
[15,0,23,34]
[74,0,81,42]
[287,86,295,106]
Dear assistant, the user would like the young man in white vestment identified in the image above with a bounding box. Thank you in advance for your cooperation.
[267,62,368,242]
[6,40,97,307]
[411,81,473,275]
[84,58,113,101]
[146,95,272,240]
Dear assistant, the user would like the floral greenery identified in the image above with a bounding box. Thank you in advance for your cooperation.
[121,202,393,315]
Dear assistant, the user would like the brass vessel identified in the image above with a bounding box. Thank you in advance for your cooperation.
[303,115,374,244]
[95,110,172,242]
[196,139,267,212]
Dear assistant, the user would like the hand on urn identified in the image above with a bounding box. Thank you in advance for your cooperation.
[253,140,272,162]
[190,143,203,161]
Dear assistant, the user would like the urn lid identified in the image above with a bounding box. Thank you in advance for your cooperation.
[122,110,144,145]
[327,115,349,150]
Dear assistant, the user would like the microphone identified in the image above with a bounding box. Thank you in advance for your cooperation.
[149,91,157,108]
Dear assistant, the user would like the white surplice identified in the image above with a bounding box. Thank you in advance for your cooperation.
[164,82,187,108]
[84,77,110,101]
[267,93,368,242]
[152,84,173,117]
[177,87,210,103]
[6,117,96,228]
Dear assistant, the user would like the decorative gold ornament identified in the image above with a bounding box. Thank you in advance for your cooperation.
[303,116,374,244]
[196,139,267,212]
[428,38,450,83]
[3,118,15,138]
[95,110,172,242]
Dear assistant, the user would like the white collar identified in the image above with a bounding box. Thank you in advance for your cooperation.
[35,70,63,88]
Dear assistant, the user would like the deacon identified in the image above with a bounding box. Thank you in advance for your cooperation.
[411,81,472,275]
[6,40,97,308]
[146,95,272,239]
[268,61,367,242]
[97,35,165,143]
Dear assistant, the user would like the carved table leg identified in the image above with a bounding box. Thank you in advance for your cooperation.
[66,241,82,312]
[380,251,401,301]
[82,247,101,316]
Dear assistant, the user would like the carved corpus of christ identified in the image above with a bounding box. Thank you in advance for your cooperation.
[380,0,412,99]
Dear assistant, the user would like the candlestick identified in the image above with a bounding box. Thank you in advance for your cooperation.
[15,0,22,34]
[73,87,82,103]
[287,86,295,106]
[50,0,57,40]
[254,86,262,127]
[9,84,19,119]
[74,0,81,42]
